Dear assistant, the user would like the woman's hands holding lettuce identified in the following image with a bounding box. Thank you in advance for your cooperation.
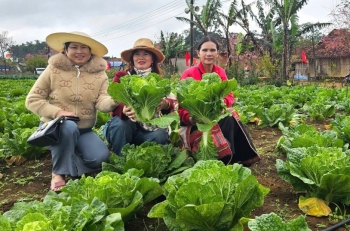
[156,98,170,112]
[122,105,136,122]
[108,73,171,123]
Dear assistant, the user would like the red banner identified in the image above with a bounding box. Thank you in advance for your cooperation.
[185,52,190,66]
[301,51,307,63]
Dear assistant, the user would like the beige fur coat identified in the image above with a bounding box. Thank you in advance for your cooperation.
[26,53,118,129]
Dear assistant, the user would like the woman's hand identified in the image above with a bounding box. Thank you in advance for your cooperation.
[123,106,136,122]
[189,116,202,125]
[56,110,76,117]
[157,99,170,112]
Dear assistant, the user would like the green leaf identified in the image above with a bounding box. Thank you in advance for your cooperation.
[108,74,171,122]
[148,201,169,218]
[0,215,12,231]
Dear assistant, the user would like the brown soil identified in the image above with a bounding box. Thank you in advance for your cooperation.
[0,122,349,231]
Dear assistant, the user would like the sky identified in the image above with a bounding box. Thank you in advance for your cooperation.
[0,0,338,58]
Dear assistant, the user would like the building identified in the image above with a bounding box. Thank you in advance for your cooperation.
[305,29,350,78]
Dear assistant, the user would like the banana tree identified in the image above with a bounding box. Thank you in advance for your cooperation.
[176,0,222,36]
[216,0,237,68]
[264,0,309,79]
[249,0,276,57]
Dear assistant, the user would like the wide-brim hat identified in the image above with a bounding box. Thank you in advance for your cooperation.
[46,31,108,57]
[121,38,165,63]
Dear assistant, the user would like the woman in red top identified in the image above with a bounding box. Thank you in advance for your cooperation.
[178,36,260,165]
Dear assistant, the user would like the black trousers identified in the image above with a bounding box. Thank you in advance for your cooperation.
[185,115,259,165]
[218,116,259,165]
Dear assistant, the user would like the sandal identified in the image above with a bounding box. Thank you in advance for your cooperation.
[51,174,66,192]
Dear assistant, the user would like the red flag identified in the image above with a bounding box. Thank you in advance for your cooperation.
[185,52,190,66]
[301,51,307,63]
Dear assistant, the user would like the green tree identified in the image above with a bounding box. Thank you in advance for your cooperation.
[160,31,188,63]
[264,0,309,79]
[244,0,276,57]
[183,27,204,50]
[295,25,326,47]
[10,40,48,62]
[159,31,188,74]
[176,0,222,36]
[25,55,48,73]
[216,0,237,68]
[251,0,330,79]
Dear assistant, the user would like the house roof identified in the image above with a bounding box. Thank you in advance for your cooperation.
[306,29,350,58]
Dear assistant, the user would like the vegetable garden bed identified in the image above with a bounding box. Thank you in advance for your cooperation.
[0,121,349,230]
[1,78,350,230]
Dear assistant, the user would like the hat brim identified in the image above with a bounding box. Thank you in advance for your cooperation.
[46,32,108,57]
[121,47,165,64]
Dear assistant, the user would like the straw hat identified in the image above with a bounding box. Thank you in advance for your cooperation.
[46,31,108,57]
[121,38,165,63]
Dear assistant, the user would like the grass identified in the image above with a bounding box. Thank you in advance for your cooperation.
[270,198,299,221]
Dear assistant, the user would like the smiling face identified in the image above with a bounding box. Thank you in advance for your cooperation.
[65,42,92,66]
[197,41,218,66]
[132,49,153,70]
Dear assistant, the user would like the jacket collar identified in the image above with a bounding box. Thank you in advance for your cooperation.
[197,62,219,74]
[48,53,107,73]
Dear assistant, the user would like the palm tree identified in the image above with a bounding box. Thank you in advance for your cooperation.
[249,0,276,57]
[264,0,309,79]
[216,0,238,68]
[219,0,274,66]
[176,0,222,36]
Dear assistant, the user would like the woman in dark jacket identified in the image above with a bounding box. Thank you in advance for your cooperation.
[104,38,176,155]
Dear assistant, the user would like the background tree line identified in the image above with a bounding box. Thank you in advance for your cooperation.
[11,40,49,62]
[2,0,348,79]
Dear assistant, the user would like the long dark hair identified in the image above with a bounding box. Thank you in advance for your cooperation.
[126,49,162,75]
[196,36,220,51]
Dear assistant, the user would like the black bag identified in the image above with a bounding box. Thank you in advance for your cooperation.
[27,116,80,147]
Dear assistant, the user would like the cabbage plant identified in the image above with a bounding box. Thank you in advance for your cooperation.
[46,169,163,223]
[277,146,350,205]
[107,73,171,123]
[0,199,124,231]
[102,142,194,182]
[176,73,237,160]
[148,160,269,231]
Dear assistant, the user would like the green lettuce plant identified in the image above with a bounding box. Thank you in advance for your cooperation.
[276,123,346,153]
[257,104,296,127]
[148,160,269,231]
[102,142,194,182]
[107,73,171,123]
[0,198,124,231]
[45,169,163,223]
[276,146,350,205]
[330,114,350,144]
[302,101,335,121]
[176,73,237,160]
[0,127,45,159]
